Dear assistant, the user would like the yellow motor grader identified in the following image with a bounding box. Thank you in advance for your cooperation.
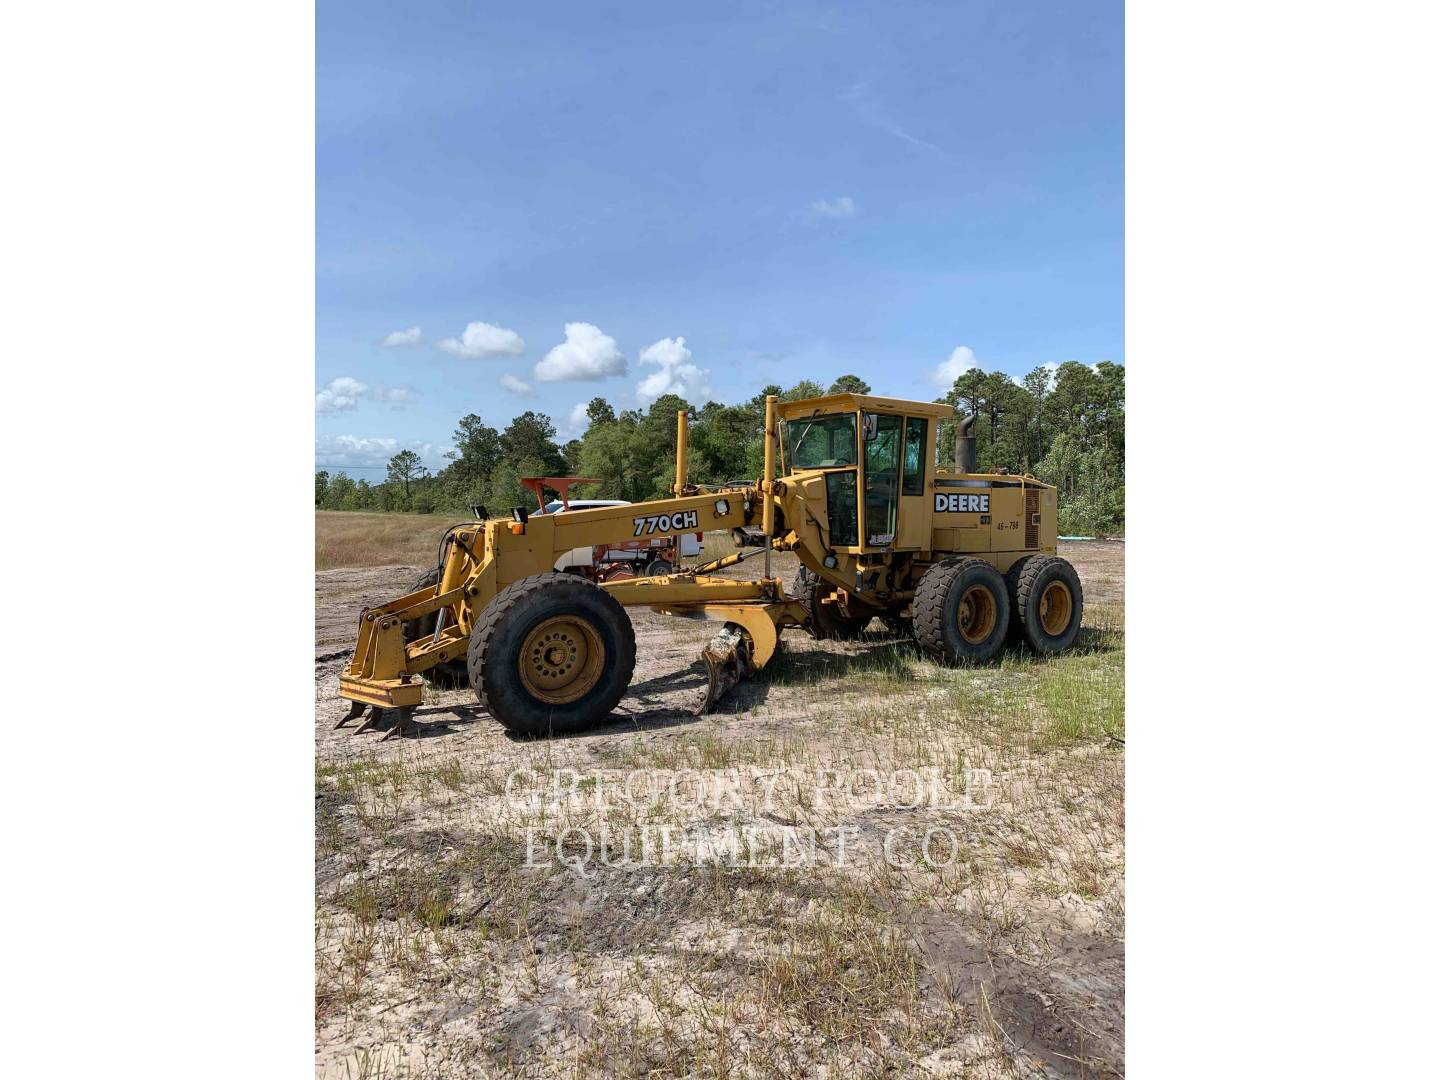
[337,392,1083,739]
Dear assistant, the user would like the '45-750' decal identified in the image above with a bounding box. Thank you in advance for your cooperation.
[632,509,699,536]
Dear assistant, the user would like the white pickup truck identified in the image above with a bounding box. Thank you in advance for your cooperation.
[541,498,703,578]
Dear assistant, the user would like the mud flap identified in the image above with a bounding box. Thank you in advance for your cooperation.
[697,623,754,715]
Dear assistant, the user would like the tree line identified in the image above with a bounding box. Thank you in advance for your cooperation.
[315,362,1124,534]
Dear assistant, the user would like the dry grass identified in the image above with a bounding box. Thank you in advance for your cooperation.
[316,511,472,570]
[314,542,1125,1078]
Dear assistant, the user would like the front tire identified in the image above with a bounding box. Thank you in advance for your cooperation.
[913,557,1010,665]
[468,573,636,738]
[1013,556,1084,655]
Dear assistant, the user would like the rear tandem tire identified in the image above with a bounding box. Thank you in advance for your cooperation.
[402,567,471,689]
[1012,556,1084,655]
[1002,557,1035,646]
[913,557,1010,665]
[468,572,637,738]
[791,566,871,639]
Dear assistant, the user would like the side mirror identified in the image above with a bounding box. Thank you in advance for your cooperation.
[862,413,878,441]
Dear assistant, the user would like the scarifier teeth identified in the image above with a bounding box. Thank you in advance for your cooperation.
[379,706,416,742]
[697,624,754,715]
[334,700,367,729]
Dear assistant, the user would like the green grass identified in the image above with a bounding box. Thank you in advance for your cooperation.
[756,603,1124,757]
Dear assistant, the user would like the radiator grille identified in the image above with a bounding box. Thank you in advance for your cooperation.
[1024,488,1039,548]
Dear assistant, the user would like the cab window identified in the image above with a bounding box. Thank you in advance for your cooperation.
[902,418,926,496]
[824,471,858,546]
[783,414,857,469]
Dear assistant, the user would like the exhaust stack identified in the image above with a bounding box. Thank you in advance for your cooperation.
[954,413,977,473]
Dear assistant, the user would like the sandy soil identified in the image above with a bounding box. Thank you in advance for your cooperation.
[315,542,1124,1078]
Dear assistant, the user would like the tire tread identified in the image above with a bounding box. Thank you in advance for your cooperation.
[1013,555,1083,654]
[913,556,1009,664]
[468,573,636,736]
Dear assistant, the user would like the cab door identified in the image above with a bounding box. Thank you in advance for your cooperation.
[893,416,930,550]
[861,412,933,552]
[860,412,902,549]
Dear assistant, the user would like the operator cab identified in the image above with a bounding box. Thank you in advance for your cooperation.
[777,393,953,553]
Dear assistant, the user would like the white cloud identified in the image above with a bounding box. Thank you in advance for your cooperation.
[636,336,713,402]
[367,386,414,406]
[500,373,533,396]
[809,195,857,220]
[315,377,417,415]
[315,434,445,471]
[315,377,368,414]
[555,401,592,441]
[533,322,627,382]
[436,320,526,359]
[929,345,979,388]
[381,326,422,346]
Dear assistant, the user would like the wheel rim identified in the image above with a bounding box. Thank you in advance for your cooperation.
[957,585,997,644]
[1038,581,1073,636]
[518,615,605,704]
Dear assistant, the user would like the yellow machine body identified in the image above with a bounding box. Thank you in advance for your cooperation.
[771,394,1057,606]
[340,392,1066,730]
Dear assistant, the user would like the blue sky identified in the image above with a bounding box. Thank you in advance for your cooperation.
[317,0,1123,474]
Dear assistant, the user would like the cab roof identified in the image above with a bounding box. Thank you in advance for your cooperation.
[774,393,955,421]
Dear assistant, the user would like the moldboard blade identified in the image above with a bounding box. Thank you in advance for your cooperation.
[697,624,754,714]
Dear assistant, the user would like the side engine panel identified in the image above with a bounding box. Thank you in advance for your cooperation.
[929,481,1057,563]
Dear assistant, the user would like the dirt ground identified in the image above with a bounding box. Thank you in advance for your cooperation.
[315,542,1124,1078]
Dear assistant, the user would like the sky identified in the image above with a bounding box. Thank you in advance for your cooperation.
[316,0,1123,475]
